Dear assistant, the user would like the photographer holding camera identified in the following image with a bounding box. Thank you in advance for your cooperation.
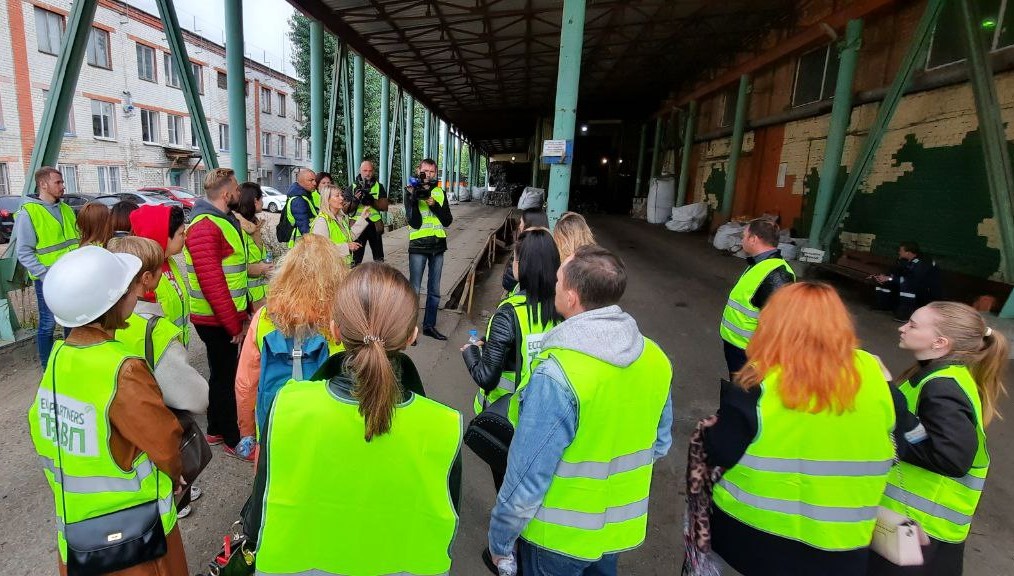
[351,160,389,265]
[406,158,453,340]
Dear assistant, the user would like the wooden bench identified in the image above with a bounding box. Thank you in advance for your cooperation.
[811,249,892,283]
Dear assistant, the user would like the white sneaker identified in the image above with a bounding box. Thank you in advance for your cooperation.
[189,484,203,502]
[177,504,192,519]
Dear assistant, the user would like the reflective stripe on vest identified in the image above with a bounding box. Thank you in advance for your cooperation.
[244,228,269,304]
[355,182,383,222]
[154,259,190,346]
[520,341,671,561]
[28,340,177,562]
[712,349,896,551]
[719,257,794,349]
[879,364,989,543]
[255,380,461,576]
[409,188,447,241]
[316,215,354,265]
[183,213,249,315]
[285,194,319,247]
[22,202,79,279]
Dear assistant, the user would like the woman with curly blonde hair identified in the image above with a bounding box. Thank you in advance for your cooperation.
[234,235,348,460]
[553,211,596,261]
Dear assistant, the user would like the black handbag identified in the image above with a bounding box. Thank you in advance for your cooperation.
[198,521,255,576]
[464,393,515,473]
[46,346,168,576]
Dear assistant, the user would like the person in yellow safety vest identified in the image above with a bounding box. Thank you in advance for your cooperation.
[129,204,192,346]
[406,158,454,340]
[705,282,900,575]
[869,302,1008,575]
[28,245,189,576]
[488,245,673,575]
[235,182,273,312]
[351,160,390,265]
[462,228,562,488]
[14,166,79,368]
[235,235,350,463]
[313,171,332,213]
[283,167,320,247]
[310,183,374,267]
[719,217,795,376]
[247,263,462,576]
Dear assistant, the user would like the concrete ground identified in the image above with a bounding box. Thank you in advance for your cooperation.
[1,210,1013,574]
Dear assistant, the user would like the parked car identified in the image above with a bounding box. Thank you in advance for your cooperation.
[261,186,287,213]
[138,186,198,209]
[95,192,184,211]
[62,193,94,213]
[0,194,95,243]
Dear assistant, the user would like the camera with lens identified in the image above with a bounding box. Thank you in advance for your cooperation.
[354,180,375,207]
[341,188,360,214]
[407,172,433,199]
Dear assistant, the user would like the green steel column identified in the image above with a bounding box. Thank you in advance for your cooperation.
[649,116,663,188]
[379,76,390,190]
[454,134,463,199]
[309,21,325,173]
[224,0,248,181]
[720,75,750,219]
[423,109,431,159]
[808,20,863,247]
[633,123,648,198]
[404,96,415,182]
[440,123,448,187]
[547,0,587,226]
[676,101,698,206]
[531,117,541,187]
[325,41,346,170]
[353,54,365,168]
[22,0,99,195]
[958,1,1014,308]
[820,0,945,249]
[156,0,216,170]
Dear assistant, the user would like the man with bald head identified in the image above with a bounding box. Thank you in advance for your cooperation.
[351,159,389,264]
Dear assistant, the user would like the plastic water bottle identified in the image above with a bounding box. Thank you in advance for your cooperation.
[468,329,481,346]
[235,436,256,459]
[496,556,517,576]
[263,250,273,264]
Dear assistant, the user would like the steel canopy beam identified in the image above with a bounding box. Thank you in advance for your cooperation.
[310,21,326,173]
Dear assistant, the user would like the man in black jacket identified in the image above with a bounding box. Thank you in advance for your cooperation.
[873,241,942,321]
[406,158,453,340]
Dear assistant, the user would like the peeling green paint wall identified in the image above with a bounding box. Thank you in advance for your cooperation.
[703,165,727,211]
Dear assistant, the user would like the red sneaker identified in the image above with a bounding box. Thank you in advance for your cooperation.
[223,445,255,463]
[205,434,224,446]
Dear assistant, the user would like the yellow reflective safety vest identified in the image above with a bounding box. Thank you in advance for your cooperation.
[470,292,557,417]
[713,350,896,551]
[184,213,249,316]
[313,214,354,266]
[311,188,321,213]
[28,340,177,562]
[243,229,269,308]
[284,193,319,248]
[154,259,190,347]
[255,380,462,576]
[22,201,79,279]
[114,312,183,369]
[355,181,384,223]
[720,257,794,349]
[409,187,447,241]
[520,339,672,561]
[880,364,989,543]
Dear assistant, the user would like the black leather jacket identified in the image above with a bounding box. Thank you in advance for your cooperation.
[462,303,519,393]
[748,249,796,309]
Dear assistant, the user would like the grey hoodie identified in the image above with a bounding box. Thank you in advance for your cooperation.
[15,196,67,279]
[539,304,645,368]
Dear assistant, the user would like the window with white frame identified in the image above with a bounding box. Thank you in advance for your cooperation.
[217,71,228,90]
[140,109,159,143]
[42,90,75,136]
[91,100,115,139]
[35,7,64,55]
[164,53,181,88]
[190,62,204,94]
[0,163,10,195]
[278,93,287,117]
[192,169,206,196]
[219,123,230,151]
[87,28,111,69]
[262,131,272,156]
[260,87,272,114]
[294,138,302,160]
[168,114,185,145]
[718,89,737,128]
[97,166,121,194]
[58,164,78,194]
[792,44,839,107]
[927,1,1014,69]
[277,135,286,158]
[136,43,156,82]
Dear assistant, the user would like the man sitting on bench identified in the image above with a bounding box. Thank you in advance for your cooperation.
[872,241,941,321]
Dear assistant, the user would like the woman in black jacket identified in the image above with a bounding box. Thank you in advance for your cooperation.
[462,227,561,488]
[502,208,549,293]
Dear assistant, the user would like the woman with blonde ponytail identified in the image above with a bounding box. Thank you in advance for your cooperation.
[871,301,1008,575]
[248,263,463,576]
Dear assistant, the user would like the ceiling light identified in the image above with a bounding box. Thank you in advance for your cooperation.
[601,157,608,165]
[580,125,588,133]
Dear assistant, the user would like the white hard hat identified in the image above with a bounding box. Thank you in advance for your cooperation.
[43,245,142,328]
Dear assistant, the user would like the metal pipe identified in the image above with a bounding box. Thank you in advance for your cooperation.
[325,40,342,170]
[676,101,698,206]
[224,0,248,181]
[808,19,863,247]
[720,75,750,219]
[379,76,390,189]
[423,109,431,159]
[310,21,325,173]
[547,0,587,226]
[404,95,415,188]
[352,53,365,169]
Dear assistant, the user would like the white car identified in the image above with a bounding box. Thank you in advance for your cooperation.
[261,186,287,213]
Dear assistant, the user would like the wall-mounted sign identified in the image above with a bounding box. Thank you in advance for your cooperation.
[541,139,572,165]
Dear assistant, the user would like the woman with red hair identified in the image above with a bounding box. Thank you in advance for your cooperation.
[704,282,903,575]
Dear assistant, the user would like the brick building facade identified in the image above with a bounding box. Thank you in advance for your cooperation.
[0,0,309,198]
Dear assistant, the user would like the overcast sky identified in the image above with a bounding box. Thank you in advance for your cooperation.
[130,0,298,77]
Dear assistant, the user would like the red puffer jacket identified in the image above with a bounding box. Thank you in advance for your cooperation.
[185,200,248,336]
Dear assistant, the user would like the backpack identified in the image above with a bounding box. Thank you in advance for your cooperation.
[275,197,296,243]
[255,328,333,436]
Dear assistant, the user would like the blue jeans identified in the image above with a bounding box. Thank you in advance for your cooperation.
[519,540,618,576]
[408,251,444,329]
[35,278,58,368]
